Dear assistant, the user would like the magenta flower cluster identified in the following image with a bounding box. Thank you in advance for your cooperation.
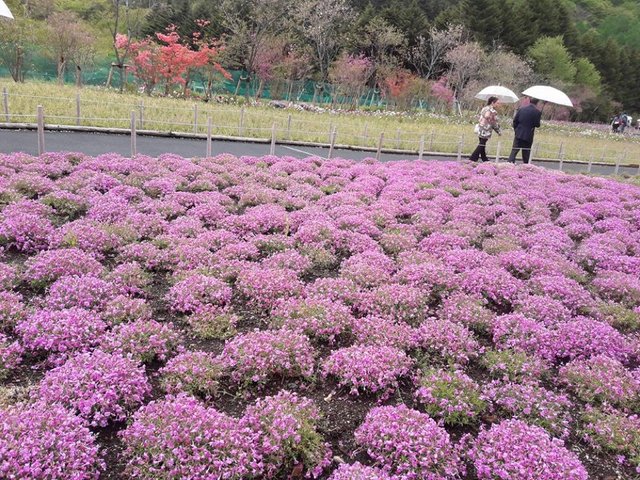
[36,349,150,427]
[220,329,316,386]
[468,419,588,480]
[354,404,463,479]
[322,345,412,395]
[0,402,104,479]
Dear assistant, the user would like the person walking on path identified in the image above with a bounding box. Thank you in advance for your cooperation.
[508,97,542,164]
[470,96,501,162]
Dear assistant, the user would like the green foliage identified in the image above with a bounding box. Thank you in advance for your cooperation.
[574,57,602,92]
[528,36,577,84]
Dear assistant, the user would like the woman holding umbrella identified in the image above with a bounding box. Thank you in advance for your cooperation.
[470,96,501,162]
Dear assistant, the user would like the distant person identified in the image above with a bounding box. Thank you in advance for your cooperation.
[620,113,628,133]
[612,114,622,133]
[508,97,542,164]
[470,96,501,162]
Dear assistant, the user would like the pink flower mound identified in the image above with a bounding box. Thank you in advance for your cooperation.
[528,274,594,313]
[100,319,181,364]
[351,315,416,350]
[0,262,19,290]
[0,402,104,479]
[415,368,485,426]
[414,318,480,365]
[270,297,353,341]
[482,381,572,438]
[0,333,23,379]
[166,273,233,313]
[23,248,103,287]
[120,394,263,479]
[339,250,396,288]
[492,314,549,356]
[545,318,634,363]
[359,283,429,325]
[106,261,151,296]
[559,355,640,408]
[512,294,572,327]
[159,351,223,397]
[438,293,495,332]
[235,267,304,311]
[323,345,412,395]
[460,266,523,306]
[592,270,640,308]
[220,329,316,386]
[243,390,332,478]
[0,290,26,330]
[0,212,53,252]
[354,405,462,479]
[46,275,116,311]
[102,295,152,325]
[48,220,120,258]
[37,350,150,427]
[17,307,106,359]
[328,462,393,480]
[468,419,587,480]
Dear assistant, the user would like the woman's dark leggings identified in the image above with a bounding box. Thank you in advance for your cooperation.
[470,137,488,162]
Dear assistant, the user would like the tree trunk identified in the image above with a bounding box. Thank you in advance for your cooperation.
[183,70,191,98]
[255,79,264,99]
[119,65,125,93]
[75,65,83,88]
[206,70,213,102]
[12,46,24,82]
[57,56,66,85]
[106,65,114,88]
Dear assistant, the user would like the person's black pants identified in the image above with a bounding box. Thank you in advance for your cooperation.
[508,138,533,164]
[470,137,489,162]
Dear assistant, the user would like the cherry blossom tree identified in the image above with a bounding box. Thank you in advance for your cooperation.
[329,53,374,108]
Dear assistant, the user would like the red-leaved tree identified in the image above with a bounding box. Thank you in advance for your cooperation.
[119,25,229,96]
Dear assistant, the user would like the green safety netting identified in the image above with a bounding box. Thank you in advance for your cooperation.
[0,54,412,108]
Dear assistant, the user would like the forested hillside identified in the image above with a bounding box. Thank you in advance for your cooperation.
[0,0,638,120]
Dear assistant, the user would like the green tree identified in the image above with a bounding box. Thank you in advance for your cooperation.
[527,36,576,85]
[461,0,510,46]
[573,57,601,93]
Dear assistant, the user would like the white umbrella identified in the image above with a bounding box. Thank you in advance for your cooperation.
[522,85,573,107]
[475,85,519,103]
[0,0,13,19]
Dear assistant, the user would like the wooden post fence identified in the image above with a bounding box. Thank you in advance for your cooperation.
[239,106,245,136]
[376,132,384,160]
[206,115,212,157]
[418,135,425,160]
[75,93,81,126]
[3,88,9,122]
[456,135,463,161]
[495,141,501,162]
[558,142,565,171]
[139,101,145,129]
[193,104,198,134]
[130,110,137,157]
[328,126,337,159]
[37,105,45,155]
[270,122,276,155]
[286,114,292,140]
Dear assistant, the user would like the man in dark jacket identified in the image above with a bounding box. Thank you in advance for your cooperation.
[507,97,542,164]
